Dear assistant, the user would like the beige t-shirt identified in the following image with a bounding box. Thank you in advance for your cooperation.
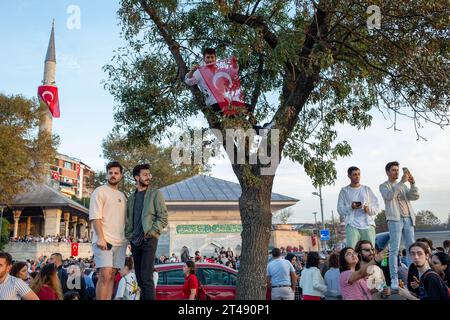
[396,192,411,217]
[89,184,127,246]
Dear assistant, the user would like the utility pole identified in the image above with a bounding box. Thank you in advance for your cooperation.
[312,186,325,250]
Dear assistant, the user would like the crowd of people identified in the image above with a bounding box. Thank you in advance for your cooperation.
[266,238,450,301]
[157,246,240,270]
[9,235,89,243]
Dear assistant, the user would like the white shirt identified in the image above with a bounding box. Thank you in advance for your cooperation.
[337,185,379,229]
[115,272,140,300]
[299,267,327,297]
[0,275,32,300]
[89,184,127,246]
[184,67,217,106]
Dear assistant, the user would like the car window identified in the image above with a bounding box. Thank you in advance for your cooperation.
[165,269,185,285]
[157,272,165,285]
[201,268,234,286]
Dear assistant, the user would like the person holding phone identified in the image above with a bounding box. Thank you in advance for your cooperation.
[337,166,380,248]
[379,161,419,292]
[89,161,128,300]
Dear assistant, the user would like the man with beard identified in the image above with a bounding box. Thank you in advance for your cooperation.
[355,240,393,299]
[125,164,168,300]
[89,161,128,300]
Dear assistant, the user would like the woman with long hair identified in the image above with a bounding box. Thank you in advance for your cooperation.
[10,261,30,284]
[339,247,384,300]
[431,252,449,288]
[183,261,198,300]
[30,263,63,300]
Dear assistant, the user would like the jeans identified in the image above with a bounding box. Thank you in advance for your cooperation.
[131,236,158,300]
[387,217,415,281]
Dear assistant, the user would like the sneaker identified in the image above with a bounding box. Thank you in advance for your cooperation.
[390,278,399,292]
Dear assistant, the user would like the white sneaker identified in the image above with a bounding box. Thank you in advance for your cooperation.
[390,278,399,292]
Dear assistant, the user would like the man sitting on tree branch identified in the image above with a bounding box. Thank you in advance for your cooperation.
[185,47,273,133]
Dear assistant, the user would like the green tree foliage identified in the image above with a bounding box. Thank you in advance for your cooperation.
[375,210,388,233]
[0,218,10,251]
[415,210,441,230]
[100,132,210,194]
[105,0,450,299]
[0,94,58,204]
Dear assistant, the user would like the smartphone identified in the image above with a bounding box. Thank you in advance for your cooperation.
[402,167,409,174]
[353,201,362,207]
[106,242,113,250]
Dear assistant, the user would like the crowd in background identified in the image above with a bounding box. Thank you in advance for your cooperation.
[9,235,89,243]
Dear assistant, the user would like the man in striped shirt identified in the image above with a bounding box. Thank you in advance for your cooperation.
[0,252,39,300]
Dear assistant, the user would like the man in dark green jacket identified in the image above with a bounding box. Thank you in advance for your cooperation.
[125,164,168,300]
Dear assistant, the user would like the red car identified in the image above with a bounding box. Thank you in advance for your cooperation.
[155,263,237,300]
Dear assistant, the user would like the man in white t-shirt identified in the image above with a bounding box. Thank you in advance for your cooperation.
[89,161,128,300]
[337,166,379,248]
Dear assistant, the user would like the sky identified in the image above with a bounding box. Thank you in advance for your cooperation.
[1,1,449,224]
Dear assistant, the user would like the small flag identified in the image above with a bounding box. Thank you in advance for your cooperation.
[71,243,79,256]
[51,171,59,180]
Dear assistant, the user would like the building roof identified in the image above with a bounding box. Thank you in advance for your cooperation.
[160,175,299,203]
[45,20,56,63]
[3,184,88,214]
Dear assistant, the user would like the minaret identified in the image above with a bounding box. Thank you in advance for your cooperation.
[39,20,56,135]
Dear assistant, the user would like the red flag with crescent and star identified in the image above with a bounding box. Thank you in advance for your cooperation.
[51,171,59,181]
[38,84,60,118]
[198,56,245,116]
[71,243,79,256]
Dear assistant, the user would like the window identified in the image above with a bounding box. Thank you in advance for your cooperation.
[64,161,73,170]
[165,269,185,285]
[201,268,235,286]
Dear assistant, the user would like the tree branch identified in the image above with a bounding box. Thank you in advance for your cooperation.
[227,13,278,49]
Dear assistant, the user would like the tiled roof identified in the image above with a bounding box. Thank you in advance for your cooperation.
[160,175,299,202]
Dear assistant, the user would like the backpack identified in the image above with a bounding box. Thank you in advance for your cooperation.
[421,270,450,300]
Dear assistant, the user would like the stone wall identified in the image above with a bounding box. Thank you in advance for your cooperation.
[4,242,93,261]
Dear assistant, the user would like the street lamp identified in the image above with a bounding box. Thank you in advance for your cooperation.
[312,211,320,250]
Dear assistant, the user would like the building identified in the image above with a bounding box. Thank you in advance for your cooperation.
[2,184,89,239]
[270,224,319,252]
[48,153,95,199]
[156,175,300,258]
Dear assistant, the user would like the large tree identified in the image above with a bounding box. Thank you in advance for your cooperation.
[0,94,58,205]
[105,1,449,299]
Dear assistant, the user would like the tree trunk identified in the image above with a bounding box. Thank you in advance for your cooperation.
[236,177,273,300]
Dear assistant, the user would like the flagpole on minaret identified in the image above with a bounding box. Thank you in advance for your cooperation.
[39,19,56,135]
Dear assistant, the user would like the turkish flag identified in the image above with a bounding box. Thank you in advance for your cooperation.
[312,235,317,247]
[51,171,59,180]
[198,56,245,116]
[71,243,79,256]
[76,164,80,176]
[38,85,60,118]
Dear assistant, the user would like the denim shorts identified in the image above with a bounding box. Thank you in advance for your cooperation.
[92,243,127,269]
